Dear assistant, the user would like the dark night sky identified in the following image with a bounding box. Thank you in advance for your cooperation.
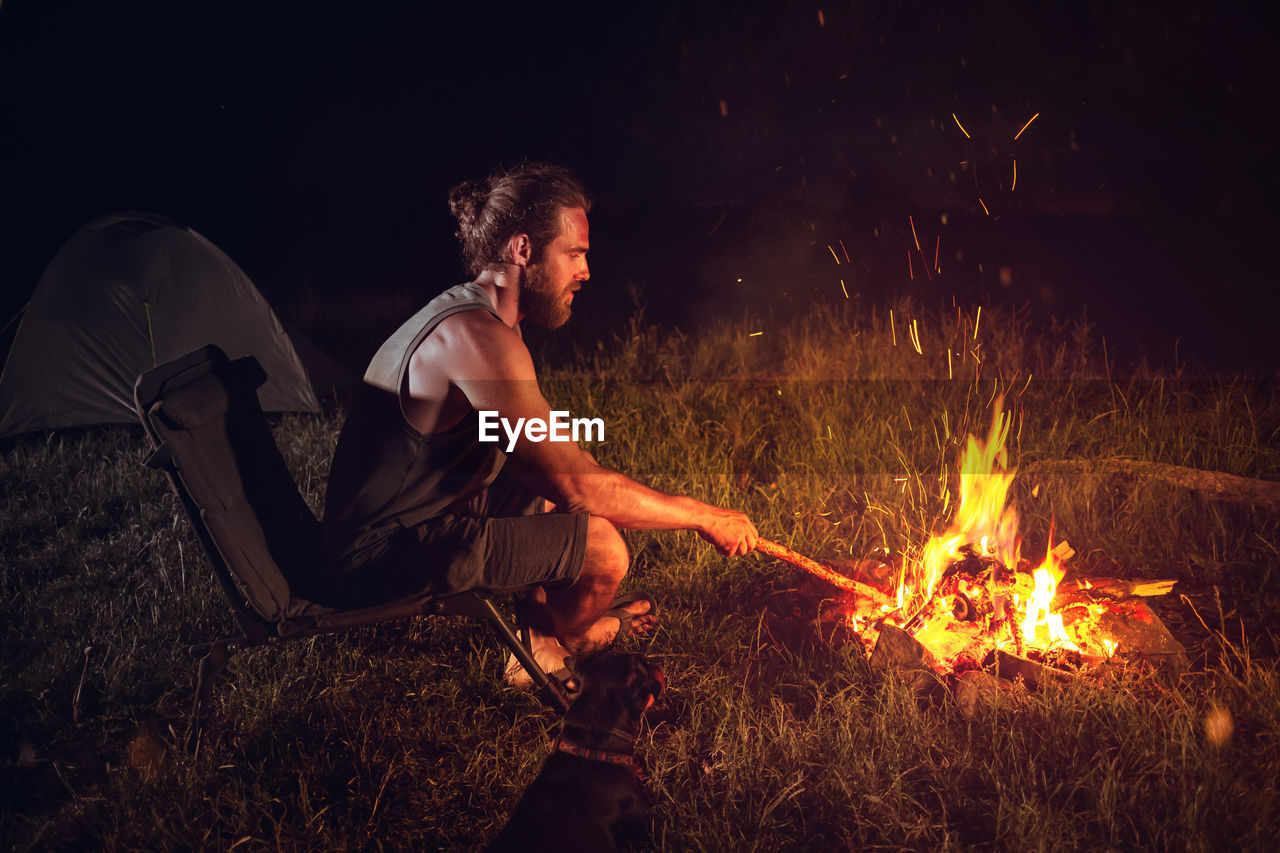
[1,0,1275,373]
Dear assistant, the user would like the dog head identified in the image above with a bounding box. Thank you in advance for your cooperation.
[567,651,665,738]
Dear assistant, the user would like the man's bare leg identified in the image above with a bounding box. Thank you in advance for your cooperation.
[505,516,654,686]
[547,516,654,652]
[503,585,577,687]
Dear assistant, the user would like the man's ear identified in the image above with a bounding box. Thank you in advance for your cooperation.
[507,233,532,268]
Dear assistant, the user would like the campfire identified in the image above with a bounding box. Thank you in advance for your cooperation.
[761,401,1186,691]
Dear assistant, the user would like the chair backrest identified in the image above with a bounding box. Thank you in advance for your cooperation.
[135,345,324,635]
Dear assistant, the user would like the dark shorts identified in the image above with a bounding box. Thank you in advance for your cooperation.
[328,473,588,607]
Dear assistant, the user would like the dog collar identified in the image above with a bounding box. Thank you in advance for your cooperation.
[553,739,639,773]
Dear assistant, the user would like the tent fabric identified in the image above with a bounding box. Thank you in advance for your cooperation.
[0,212,320,438]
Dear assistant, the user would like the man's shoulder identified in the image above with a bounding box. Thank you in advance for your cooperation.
[431,306,519,348]
[416,307,531,381]
[364,282,510,392]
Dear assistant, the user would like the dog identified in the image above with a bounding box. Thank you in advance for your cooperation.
[489,651,665,853]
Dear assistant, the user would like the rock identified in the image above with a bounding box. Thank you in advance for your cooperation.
[870,624,936,671]
[1094,600,1189,670]
[952,670,1029,719]
[982,648,1071,689]
[870,625,947,703]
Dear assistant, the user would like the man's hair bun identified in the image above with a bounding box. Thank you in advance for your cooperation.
[447,164,591,277]
[447,179,489,236]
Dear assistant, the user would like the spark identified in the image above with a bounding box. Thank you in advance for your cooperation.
[979,198,990,216]
[907,250,914,280]
[974,306,981,339]
[909,318,923,355]
[749,331,763,337]
[828,244,841,264]
[908,217,933,280]
[889,308,896,345]
[1011,159,1017,191]
[947,348,953,379]
[839,239,850,262]
[951,112,971,139]
[1019,373,1033,397]
[840,279,849,299]
[934,235,941,272]
[1013,112,1040,141]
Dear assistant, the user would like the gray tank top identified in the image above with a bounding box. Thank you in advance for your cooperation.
[322,282,505,567]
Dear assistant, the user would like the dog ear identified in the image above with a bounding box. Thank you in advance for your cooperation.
[572,648,614,683]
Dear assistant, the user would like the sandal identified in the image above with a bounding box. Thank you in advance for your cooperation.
[603,589,659,643]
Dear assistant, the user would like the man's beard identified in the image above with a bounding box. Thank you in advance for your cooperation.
[518,263,572,330]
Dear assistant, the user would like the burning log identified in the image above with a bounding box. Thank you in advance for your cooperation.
[1057,577,1178,600]
[756,539,895,608]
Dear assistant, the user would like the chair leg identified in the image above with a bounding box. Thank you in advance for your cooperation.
[430,593,572,712]
[186,641,231,754]
[516,593,535,654]
[476,597,571,712]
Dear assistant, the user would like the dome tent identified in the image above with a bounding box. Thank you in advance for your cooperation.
[0,212,325,438]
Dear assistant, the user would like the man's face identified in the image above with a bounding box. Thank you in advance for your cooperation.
[519,207,590,330]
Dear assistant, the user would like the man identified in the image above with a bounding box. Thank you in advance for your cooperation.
[322,163,757,686]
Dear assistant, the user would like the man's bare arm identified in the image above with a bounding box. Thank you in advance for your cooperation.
[413,312,757,555]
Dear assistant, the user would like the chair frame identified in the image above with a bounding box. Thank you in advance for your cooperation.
[134,345,570,751]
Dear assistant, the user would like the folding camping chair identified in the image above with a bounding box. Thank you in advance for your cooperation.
[134,345,570,751]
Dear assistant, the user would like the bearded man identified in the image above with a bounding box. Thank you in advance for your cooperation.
[322,163,757,686]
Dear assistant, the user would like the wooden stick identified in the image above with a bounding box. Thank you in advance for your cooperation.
[756,539,895,607]
[1023,459,1280,512]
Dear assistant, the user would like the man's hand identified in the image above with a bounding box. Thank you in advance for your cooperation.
[696,505,758,556]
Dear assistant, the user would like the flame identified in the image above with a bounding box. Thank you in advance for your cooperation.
[908,403,1020,606]
[1019,537,1078,650]
[868,398,1097,664]
[919,534,963,602]
[954,406,1021,569]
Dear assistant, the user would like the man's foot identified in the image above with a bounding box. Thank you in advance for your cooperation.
[504,634,577,691]
[566,590,658,654]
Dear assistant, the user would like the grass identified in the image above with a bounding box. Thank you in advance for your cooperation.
[2,297,1278,850]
